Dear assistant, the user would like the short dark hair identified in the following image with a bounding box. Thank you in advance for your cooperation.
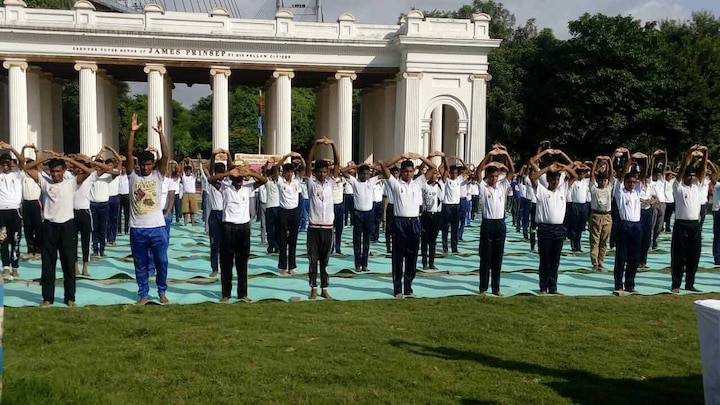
[0,153,11,161]
[596,173,608,182]
[358,164,370,174]
[485,166,499,176]
[48,158,66,169]
[137,151,155,162]
[547,171,561,181]
[400,160,414,170]
[623,172,636,181]
[314,160,330,172]
[390,167,400,174]
[213,162,226,173]
[282,163,294,172]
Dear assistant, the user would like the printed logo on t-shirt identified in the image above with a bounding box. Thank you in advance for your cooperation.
[132,179,158,215]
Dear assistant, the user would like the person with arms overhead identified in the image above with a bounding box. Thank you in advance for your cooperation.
[125,114,171,305]
[611,151,644,294]
[588,155,614,272]
[0,141,26,279]
[342,162,382,272]
[380,151,442,298]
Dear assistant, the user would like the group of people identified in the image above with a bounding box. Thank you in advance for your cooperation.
[1,111,715,305]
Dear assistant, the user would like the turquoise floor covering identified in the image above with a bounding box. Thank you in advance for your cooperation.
[4,216,720,307]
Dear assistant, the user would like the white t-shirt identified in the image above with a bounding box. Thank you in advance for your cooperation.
[651,178,666,203]
[89,172,113,203]
[265,180,280,208]
[306,176,335,226]
[479,178,509,220]
[346,175,380,212]
[73,175,93,210]
[222,181,255,224]
[638,182,654,210]
[469,183,480,197]
[535,181,568,225]
[713,182,720,212]
[108,175,120,197]
[159,176,171,209]
[386,175,426,217]
[373,182,384,203]
[665,178,675,203]
[129,170,166,228]
[22,171,41,201]
[332,177,345,205]
[278,177,301,210]
[442,176,463,205]
[118,173,129,195]
[181,173,196,195]
[569,178,589,204]
[0,170,23,209]
[39,174,76,223]
[422,182,442,213]
[700,176,710,205]
[200,169,224,211]
[590,181,612,213]
[613,181,641,222]
[674,180,701,221]
[523,177,537,203]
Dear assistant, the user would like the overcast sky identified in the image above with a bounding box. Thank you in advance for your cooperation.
[141,0,720,107]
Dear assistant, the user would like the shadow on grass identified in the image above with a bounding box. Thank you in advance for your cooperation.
[391,340,703,405]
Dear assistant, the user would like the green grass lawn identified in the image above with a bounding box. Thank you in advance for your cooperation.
[3,294,712,404]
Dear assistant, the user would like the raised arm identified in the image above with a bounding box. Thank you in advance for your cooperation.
[411,151,440,181]
[378,154,407,179]
[154,116,169,176]
[677,147,695,181]
[698,146,709,182]
[23,155,52,182]
[126,113,142,174]
[529,164,552,190]
[0,141,26,170]
[64,156,94,184]
[474,151,497,179]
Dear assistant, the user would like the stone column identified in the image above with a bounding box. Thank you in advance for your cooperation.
[469,73,491,163]
[144,64,166,155]
[109,78,118,151]
[95,70,107,151]
[51,80,64,152]
[210,66,231,152]
[335,70,356,165]
[327,80,338,143]
[443,105,459,157]
[457,131,466,161]
[273,69,293,156]
[3,59,28,151]
[264,81,275,154]
[38,72,54,155]
[395,72,422,155]
[163,75,173,158]
[0,77,8,141]
[359,88,376,163]
[431,105,443,166]
[75,61,98,156]
[25,67,43,159]
[379,80,396,160]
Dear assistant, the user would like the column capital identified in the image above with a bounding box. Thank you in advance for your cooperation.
[457,131,467,136]
[272,69,295,79]
[401,71,424,80]
[470,73,492,82]
[335,70,357,81]
[210,66,232,78]
[74,61,98,72]
[143,64,166,75]
[3,59,28,71]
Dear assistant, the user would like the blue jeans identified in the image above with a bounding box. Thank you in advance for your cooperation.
[164,215,172,243]
[353,210,374,269]
[174,196,182,222]
[130,227,169,299]
[299,198,309,231]
[333,203,345,253]
[90,201,109,255]
[639,208,653,264]
[208,210,223,273]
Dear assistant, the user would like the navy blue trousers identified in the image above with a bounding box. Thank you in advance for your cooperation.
[392,216,420,295]
[614,220,641,291]
[352,209,374,269]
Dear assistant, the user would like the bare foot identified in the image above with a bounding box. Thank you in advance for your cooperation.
[11,269,19,278]
[2,267,9,276]
[288,269,296,275]
[159,294,169,304]
[240,296,252,303]
[209,271,218,278]
[40,300,51,307]
[320,289,332,300]
[135,297,150,305]
[309,288,318,300]
[394,293,404,299]
[75,264,80,276]
[219,297,230,303]
[280,269,288,276]
[66,300,76,308]
[492,291,504,297]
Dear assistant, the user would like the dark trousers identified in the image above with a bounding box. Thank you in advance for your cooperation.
[353,210,374,269]
[308,227,333,288]
[651,202,666,249]
[700,204,708,227]
[278,206,300,270]
[530,202,537,251]
[714,211,720,264]
[333,203,345,253]
[343,194,354,226]
[568,202,588,251]
[610,199,620,248]
[441,203,460,252]
[372,201,382,241]
[537,223,566,293]
[671,219,702,289]
[107,195,120,243]
[208,210,223,274]
[479,218,506,293]
[664,202,675,232]
[0,208,21,269]
[119,194,130,234]
[471,195,479,220]
[220,222,250,299]
[40,219,77,304]
[90,201,109,255]
[421,211,441,267]
[173,195,182,223]
[459,198,469,239]
[614,220,642,290]
[266,206,279,254]
[519,198,531,239]
[22,200,42,254]
[639,208,653,264]
[299,198,309,231]
[74,209,92,263]
[385,203,394,253]
[392,216,421,295]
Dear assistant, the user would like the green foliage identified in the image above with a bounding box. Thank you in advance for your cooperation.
[24,0,74,9]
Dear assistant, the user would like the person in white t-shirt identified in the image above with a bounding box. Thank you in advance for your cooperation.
[118,165,130,235]
[20,144,42,260]
[612,156,644,294]
[304,138,341,299]
[421,171,442,270]
[530,152,578,295]
[710,161,720,265]
[200,151,228,278]
[210,165,267,302]
[649,150,668,250]
[663,170,677,233]
[0,142,26,279]
[380,150,442,298]
[277,154,303,275]
[588,156,614,272]
[24,153,97,307]
[475,147,514,296]
[125,114,171,305]
[180,157,198,226]
[671,145,707,293]
[342,162,382,272]
[439,157,465,254]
